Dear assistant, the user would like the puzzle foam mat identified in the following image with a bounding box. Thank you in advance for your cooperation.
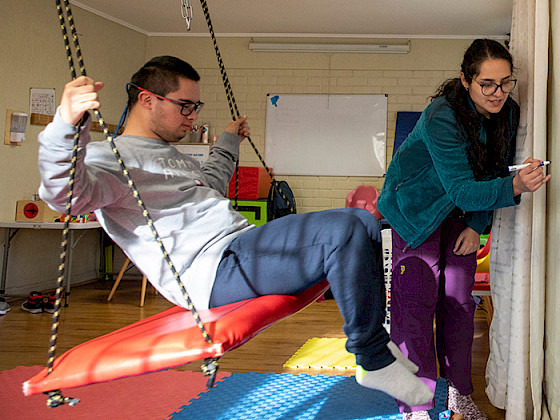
[283,337,356,370]
[169,372,448,420]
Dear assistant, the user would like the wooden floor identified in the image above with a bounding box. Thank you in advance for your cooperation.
[0,279,505,419]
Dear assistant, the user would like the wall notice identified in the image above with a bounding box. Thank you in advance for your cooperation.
[30,88,56,116]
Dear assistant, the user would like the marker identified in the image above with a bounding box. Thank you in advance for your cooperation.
[508,161,550,172]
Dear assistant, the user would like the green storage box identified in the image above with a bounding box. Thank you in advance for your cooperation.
[231,199,268,227]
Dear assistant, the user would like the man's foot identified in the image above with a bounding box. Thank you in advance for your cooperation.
[356,361,433,407]
[387,341,419,373]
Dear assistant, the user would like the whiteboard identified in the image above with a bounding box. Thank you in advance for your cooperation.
[265,94,387,176]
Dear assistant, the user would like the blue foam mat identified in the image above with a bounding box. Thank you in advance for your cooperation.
[168,373,447,420]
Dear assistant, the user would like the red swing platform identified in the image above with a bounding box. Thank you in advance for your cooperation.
[23,280,329,396]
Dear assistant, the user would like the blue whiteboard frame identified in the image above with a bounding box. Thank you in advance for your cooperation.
[265,94,387,176]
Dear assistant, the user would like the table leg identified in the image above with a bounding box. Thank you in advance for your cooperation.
[1,228,19,295]
[63,229,92,306]
[1,228,10,294]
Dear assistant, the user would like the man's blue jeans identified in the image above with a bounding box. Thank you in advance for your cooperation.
[210,208,393,370]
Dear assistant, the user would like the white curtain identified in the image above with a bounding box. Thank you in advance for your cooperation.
[485,0,549,419]
[545,1,560,418]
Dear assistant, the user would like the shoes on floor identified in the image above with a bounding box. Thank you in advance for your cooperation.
[21,291,44,314]
[0,296,10,315]
[447,380,488,420]
[44,291,57,314]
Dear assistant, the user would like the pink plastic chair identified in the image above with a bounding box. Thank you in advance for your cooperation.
[345,185,383,220]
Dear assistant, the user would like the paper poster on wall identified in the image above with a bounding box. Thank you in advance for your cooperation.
[30,88,56,116]
[265,94,387,176]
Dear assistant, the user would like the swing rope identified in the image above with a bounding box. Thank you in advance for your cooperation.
[199,0,295,214]
[43,2,84,407]
[44,0,298,405]
[46,0,214,406]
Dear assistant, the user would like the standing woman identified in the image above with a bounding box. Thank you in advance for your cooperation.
[377,39,550,419]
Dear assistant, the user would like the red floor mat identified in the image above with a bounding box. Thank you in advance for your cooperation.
[1,365,229,420]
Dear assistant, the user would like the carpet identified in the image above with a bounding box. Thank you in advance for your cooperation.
[0,365,230,420]
[169,372,448,420]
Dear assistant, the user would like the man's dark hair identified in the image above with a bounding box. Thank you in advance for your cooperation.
[128,56,200,107]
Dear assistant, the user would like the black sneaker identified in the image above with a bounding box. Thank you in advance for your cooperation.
[21,291,44,314]
[44,292,57,314]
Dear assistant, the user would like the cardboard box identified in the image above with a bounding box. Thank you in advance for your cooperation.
[228,167,272,200]
[15,200,62,222]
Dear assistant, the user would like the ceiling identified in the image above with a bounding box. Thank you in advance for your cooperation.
[71,0,513,39]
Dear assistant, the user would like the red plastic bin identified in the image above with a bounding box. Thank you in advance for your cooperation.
[227,167,272,200]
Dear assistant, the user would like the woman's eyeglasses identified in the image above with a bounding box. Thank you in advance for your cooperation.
[475,79,517,96]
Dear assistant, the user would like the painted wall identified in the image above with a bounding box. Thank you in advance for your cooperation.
[0,0,146,294]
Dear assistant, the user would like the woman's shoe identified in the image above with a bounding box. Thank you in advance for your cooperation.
[447,381,487,420]
[402,411,431,419]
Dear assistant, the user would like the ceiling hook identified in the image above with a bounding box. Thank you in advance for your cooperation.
[181,0,193,31]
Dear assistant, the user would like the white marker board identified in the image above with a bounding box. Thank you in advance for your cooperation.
[265,94,387,176]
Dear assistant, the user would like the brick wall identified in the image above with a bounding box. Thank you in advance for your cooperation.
[196,66,457,212]
[146,37,474,213]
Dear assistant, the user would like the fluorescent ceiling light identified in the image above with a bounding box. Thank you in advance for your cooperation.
[248,42,409,54]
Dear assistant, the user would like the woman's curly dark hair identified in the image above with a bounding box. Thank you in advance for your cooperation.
[432,39,515,180]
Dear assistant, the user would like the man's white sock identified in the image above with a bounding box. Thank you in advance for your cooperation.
[387,341,419,373]
[355,361,433,407]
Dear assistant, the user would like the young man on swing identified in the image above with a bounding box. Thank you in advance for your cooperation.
[38,56,432,407]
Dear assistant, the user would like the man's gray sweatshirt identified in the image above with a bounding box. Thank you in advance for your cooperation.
[38,110,253,309]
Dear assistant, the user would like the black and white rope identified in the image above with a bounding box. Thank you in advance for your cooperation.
[47,1,214,405]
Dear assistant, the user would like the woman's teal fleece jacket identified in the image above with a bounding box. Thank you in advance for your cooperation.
[377,96,520,249]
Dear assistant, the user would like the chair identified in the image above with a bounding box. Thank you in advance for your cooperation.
[476,231,491,260]
[345,185,383,220]
[107,257,149,307]
[347,185,389,329]
[473,272,493,326]
[473,230,493,325]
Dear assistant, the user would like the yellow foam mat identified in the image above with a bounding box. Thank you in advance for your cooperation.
[283,338,356,370]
